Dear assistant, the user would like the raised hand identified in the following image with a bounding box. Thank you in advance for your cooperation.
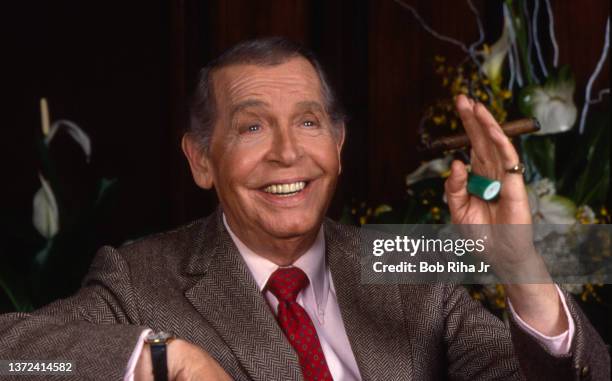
[444,94,567,336]
[445,94,532,226]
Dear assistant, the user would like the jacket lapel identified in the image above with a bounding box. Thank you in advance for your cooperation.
[184,209,303,381]
[325,219,415,381]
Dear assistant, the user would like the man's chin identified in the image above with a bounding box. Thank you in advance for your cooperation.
[261,215,321,239]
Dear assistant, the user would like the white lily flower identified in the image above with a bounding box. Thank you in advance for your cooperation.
[406,155,453,186]
[45,120,92,162]
[531,82,577,135]
[527,178,575,223]
[520,69,578,135]
[532,178,556,197]
[32,174,60,239]
[481,13,511,84]
[528,193,577,224]
[527,179,576,241]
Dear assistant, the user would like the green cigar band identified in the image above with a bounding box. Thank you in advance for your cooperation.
[467,173,501,201]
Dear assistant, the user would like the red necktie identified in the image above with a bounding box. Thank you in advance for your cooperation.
[266,267,333,381]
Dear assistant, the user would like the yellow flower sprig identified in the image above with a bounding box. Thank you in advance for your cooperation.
[422,56,513,148]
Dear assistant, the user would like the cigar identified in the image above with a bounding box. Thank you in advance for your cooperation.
[420,118,540,154]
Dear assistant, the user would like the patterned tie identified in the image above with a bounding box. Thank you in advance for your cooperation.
[266,267,333,381]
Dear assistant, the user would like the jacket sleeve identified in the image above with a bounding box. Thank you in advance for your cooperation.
[443,284,522,380]
[508,288,610,381]
[0,245,148,380]
[443,284,610,381]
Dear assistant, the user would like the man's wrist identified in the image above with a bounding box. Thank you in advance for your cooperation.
[135,335,181,381]
[505,283,568,336]
[145,332,175,381]
[135,342,153,381]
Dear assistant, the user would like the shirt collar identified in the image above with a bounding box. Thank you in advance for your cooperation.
[222,214,328,310]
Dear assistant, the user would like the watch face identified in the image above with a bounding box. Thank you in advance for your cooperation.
[145,331,174,344]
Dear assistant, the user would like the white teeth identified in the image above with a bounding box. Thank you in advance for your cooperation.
[263,181,306,195]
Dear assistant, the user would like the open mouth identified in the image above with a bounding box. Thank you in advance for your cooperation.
[260,181,309,197]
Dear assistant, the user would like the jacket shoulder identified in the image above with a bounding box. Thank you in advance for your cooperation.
[111,214,214,267]
[323,217,361,240]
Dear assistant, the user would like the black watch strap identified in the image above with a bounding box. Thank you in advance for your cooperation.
[150,342,169,381]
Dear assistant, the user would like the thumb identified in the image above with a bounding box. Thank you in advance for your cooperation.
[445,160,469,216]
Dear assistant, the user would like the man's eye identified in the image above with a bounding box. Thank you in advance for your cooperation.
[302,120,318,128]
[241,124,262,134]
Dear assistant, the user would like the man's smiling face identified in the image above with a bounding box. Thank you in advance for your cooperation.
[193,57,344,252]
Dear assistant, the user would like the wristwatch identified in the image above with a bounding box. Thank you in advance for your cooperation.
[145,331,175,381]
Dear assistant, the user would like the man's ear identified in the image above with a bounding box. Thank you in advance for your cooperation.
[181,134,214,189]
[336,123,346,175]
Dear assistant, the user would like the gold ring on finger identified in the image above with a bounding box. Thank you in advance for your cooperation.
[505,163,525,175]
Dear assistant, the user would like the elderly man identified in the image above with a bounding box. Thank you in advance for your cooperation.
[0,37,609,381]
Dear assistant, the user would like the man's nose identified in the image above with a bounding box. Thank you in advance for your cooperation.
[269,125,302,166]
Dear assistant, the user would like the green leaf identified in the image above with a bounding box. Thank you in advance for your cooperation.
[0,262,33,312]
[508,0,535,86]
[518,85,537,117]
[33,239,54,268]
[521,136,556,180]
[339,205,358,226]
[555,65,573,84]
[94,178,118,207]
[570,112,610,205]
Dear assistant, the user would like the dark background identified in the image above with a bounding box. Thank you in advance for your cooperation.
[1,0,609,243]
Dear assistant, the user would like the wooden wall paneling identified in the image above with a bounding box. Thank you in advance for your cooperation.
[552,0,609,102]
[207,0,311,53]
[367,0,482,203]
[310,0,371,217]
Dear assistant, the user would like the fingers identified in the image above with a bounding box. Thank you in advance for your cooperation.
[455,94,496,166]
[445,160,470,217]
[473,103,520,167]
[472,103,528,202]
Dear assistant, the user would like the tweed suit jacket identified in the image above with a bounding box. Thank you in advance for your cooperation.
[0,208,609,380]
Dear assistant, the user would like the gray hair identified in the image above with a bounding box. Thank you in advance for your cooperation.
[189,37,346,153]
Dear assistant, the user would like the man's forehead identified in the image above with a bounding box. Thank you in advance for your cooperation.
[211,57,323,106]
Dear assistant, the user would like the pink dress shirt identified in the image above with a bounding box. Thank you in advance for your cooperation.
[124,216,575,380]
